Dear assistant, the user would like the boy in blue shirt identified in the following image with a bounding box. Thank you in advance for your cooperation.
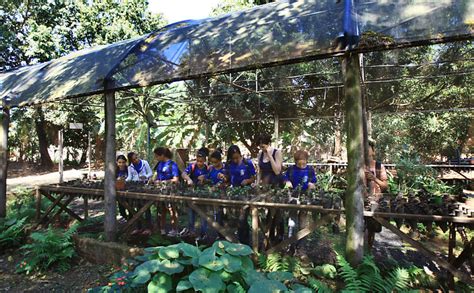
[283,150,317,238]
[181,148,209,238]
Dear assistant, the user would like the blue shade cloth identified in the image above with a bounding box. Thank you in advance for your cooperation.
[1,0,472,107]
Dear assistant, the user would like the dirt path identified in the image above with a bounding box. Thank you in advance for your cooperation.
[7,169,104,193]
[0,250,112,293]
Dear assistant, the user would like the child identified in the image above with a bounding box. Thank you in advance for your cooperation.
[226,145,256,245]
[126,152,153,182]
[207,149,227,229]
[207,149,227,187]
[227,145,256,187]
[283,150,317,239]
[116,155,128,179]
[181,147,210,238]
[116,155,129,220]
[153,147,180,236]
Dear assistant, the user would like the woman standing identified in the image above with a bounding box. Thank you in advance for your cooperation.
[256,134,284,245]
[256,134,283,186]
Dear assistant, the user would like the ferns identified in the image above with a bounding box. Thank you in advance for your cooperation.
[18,224,78,274]
[337,254,362,292]
[0,217,27,249]
[308,277,333,293]
[336,254,412,293]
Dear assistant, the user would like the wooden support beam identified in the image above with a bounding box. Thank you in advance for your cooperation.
[0,105,9,218]
[84,196,89,220]
[188,202,238,243]
[58,129,64,183]
[343,52,365,265]
[42,192,83,222]
[266,214,333,254]
[35,187,42,221]
[104,89,117,241]
[448,223,456,289]
[120,201,154,235]
[251,207,259,252]
[37,192,66,225]
[373,217,474,285]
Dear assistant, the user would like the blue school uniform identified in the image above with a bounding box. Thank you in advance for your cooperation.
[116,168,128,179]
[156,159,180,181]
[207,164,227,185]
[184,163,209,184]
[283,165,317,191]
[228,159,256,187]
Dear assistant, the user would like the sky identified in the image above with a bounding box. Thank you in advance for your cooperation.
[148,0,221,23]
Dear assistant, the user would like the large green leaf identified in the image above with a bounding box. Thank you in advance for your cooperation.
[147,273,172,293]
[176,279,193,291]
[267,271,294,282]
[159,246,180,259]
[248,279,287,293]
[131,269,151,285]
[178,242,201,258]
[242,269,266,286]
[134,259,162,274]
[158,259,184,275]
[221,254,242,273]
[198,247,224,271]
[224,243,253,256]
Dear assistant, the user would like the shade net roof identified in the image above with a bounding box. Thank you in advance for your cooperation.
[0,0,473,107]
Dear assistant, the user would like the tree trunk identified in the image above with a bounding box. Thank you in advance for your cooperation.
[35,108,54,168]
[104,89,117,241]
[343,53,365,266]
[0,107,9,218]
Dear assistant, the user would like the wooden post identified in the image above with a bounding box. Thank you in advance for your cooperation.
[88,131,92,179]
[0,105,9,218]
[343,53,365,266]
[448,223,456,289]
[58,129,64,183]
[251,207,259,252]
[104,88,117,241]
[84,196,89,220]
[35,187,42,221]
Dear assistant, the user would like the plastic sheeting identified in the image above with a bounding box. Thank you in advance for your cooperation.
[0,0,472,107]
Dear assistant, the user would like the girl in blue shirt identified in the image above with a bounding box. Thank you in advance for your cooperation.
[207,149,227,186]
[116,155,129,220]
[226,145,255,245]
[181,148,210,238]
[227,145,256,187]
[153,147,180,236]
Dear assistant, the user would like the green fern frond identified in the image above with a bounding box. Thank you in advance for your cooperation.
[308,277,333,293]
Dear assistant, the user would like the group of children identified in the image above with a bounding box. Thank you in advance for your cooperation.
[115,134,318,243]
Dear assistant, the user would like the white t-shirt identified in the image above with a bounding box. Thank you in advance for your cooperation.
[126,160,153,182]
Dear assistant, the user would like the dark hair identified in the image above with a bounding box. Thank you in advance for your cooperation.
[154,147,173,159]
[197,147,209,158]
[227,145,241,163]
[210,150,222,161]
[127,152,136,166]
[368,139,376,150]
[256,134,272,145]
[116,155,127,162]
[294,150,309,161]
